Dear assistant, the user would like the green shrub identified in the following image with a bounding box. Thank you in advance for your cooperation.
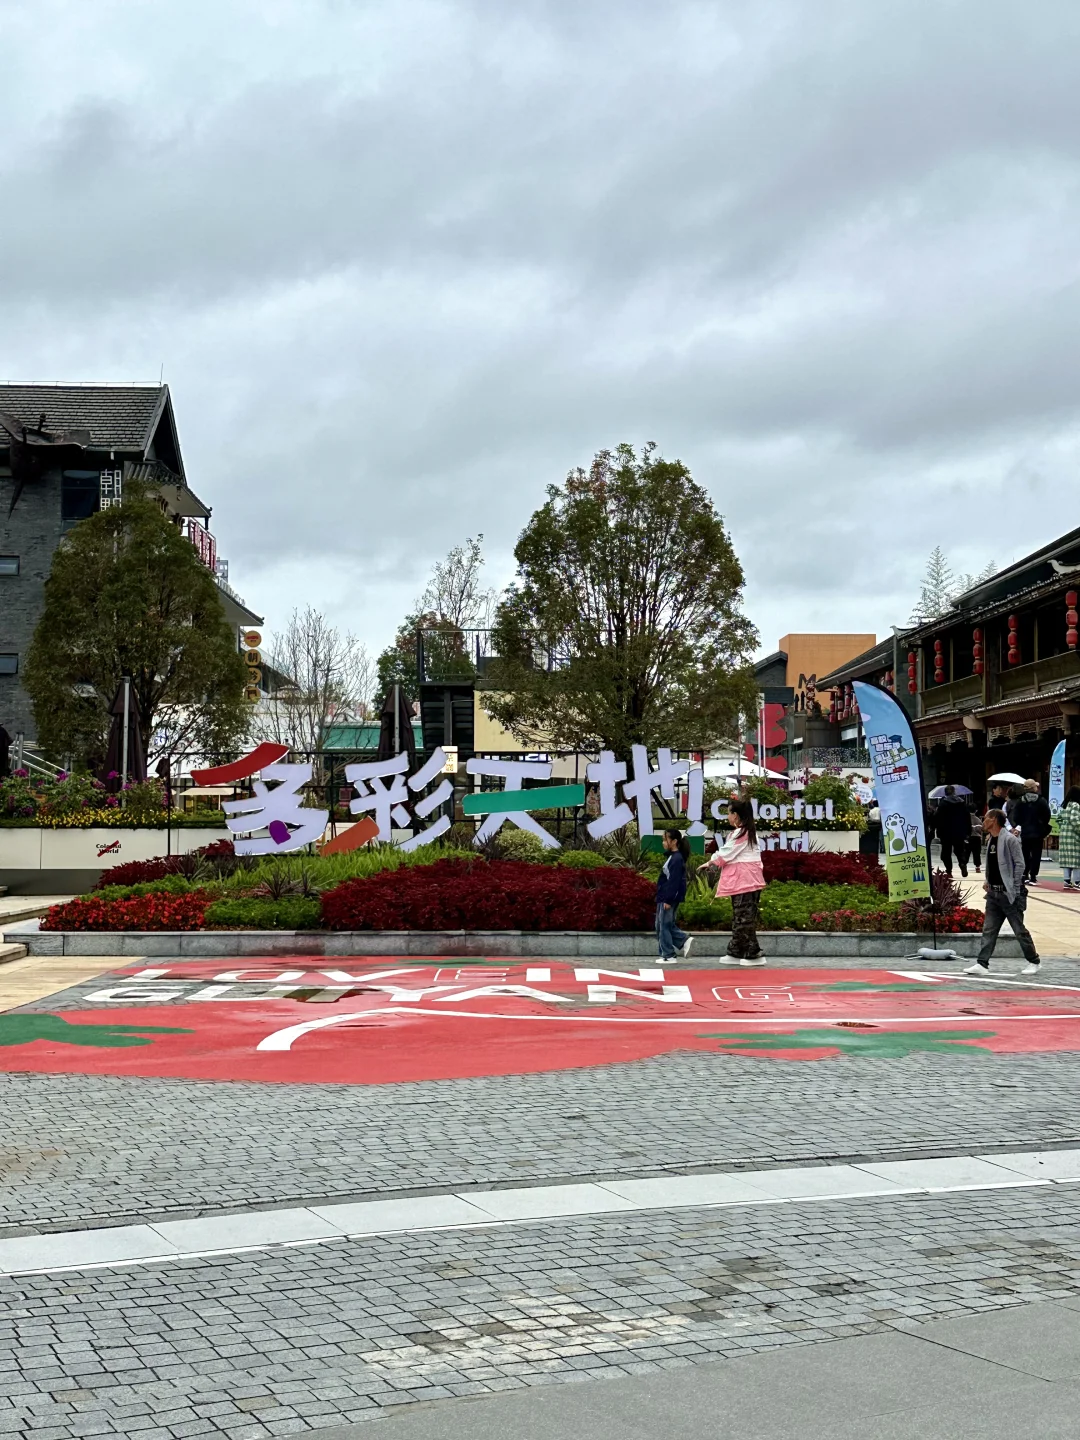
[495,829,557,864]
[95,875,208,901]
[554,849,609,868]
[204,896,322,930]
[679,880,897,931]
[213,842,475,893]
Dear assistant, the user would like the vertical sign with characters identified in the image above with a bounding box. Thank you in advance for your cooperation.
[853,680,931,903]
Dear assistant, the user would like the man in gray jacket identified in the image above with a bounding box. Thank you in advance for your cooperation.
[965,810,1041,976]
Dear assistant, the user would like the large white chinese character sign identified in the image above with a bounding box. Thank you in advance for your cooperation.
[194,744,720,856]
[345,748,455,851]
[192,745,328,856]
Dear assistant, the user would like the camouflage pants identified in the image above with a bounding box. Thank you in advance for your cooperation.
[728,889,763,959]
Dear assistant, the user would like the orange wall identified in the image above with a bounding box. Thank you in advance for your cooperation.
[779,634,877,699]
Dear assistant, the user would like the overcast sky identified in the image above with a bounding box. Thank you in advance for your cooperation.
[2,0,1077,662]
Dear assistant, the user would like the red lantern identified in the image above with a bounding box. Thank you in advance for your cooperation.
[1069,629,1079,649]
[973,627,982,642]
[934,638,943,651]
[1067,591,1078,607]
[1008,614,1018,627]
[974,660,984,675]
[907,651,916,664]
[1008,647,1021,664]
[973,644,983,659]
[907,664,916,679]
[908,680,918,693]
[1067,610,1079,626]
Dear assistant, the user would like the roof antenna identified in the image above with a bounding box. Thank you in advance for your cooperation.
[159,362,164,385]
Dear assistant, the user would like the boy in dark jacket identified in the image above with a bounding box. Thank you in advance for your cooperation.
[1014,780,1052,882]
[934,786,971,876]
[656,829,692,962]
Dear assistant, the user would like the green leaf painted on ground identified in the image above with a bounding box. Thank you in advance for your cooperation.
[0,1015,193,1049]
[698,1027,997,1059]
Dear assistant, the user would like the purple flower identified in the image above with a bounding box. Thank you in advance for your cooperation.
[56,771,69,781]
[107,770,119,780]
[13,768,28,779]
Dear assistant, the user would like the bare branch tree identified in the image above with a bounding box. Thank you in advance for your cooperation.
[420,535,498,630]
[260,607,375,753]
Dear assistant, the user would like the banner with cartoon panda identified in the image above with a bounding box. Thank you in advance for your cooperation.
[852,681,932,903]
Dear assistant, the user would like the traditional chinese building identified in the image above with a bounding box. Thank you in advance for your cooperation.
[903,528,1080,792]
[816,527,1080,794]
[0,384,262,747]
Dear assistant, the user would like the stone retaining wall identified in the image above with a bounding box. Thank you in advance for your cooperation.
[5,928,1017,959]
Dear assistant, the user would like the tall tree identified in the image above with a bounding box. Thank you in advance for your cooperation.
[23,486,249,765]
[375,535,495,699]
[263,607,374,752]
[910,549,997,621]
[482,443,758,757]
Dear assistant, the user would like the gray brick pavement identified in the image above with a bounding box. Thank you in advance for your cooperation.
[2,1186,1080,1436]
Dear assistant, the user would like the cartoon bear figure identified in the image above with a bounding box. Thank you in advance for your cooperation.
[884,812,912,854]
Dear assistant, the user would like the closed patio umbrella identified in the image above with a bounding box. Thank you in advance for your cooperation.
[376,684,417,763]
[97,678,147,792]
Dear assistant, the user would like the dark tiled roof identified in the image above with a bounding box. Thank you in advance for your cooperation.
[817,637,899,688]
[0,384,168,451]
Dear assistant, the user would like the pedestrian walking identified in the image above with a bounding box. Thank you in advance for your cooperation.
[655,828,692,962]
[989,781,1017,824]
[1058,786,1080,890]
[933,784,971,877]
[1013,779,1052,882]
[965,810,1041,976]
[707,796,767,966]
[968,805,983,873]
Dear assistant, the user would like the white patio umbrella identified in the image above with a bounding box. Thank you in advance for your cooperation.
[987,772,1027,785]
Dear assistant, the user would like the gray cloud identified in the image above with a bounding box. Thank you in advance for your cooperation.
[2,0,1078,655]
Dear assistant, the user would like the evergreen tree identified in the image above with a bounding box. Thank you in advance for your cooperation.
[23,486,249,766]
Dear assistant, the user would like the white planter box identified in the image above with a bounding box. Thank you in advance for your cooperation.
[1,827,227,872]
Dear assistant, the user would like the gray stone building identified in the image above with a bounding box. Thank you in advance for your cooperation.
[0,384,261,747]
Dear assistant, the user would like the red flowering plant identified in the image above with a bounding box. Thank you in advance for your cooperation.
[95,839,236,889]
[41,890,214,932]
[808,905,984,934]
[321,858,655,932]
[762,850,888,894]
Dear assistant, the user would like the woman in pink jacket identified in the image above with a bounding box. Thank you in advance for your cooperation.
[706,796,767,966]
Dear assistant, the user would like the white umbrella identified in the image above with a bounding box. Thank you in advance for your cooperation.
[703,758,783,782]
[929,784,972,799]
[987,772,1027,785]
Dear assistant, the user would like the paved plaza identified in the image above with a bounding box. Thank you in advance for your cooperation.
[2,946,1080,1437]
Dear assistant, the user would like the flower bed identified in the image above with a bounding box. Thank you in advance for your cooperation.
[41,889,214,932]
[34,839,983,937]
[321,859,656,932]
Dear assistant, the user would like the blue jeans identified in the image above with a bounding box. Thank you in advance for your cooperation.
[656,902,688,959]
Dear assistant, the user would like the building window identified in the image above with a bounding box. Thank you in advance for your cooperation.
[0,654,17,675]
[0,556,18,576]
[61,470,101,526]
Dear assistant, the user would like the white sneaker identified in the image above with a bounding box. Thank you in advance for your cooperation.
[740,956,767,967]
[1018,963,1042,976]
[964,962,990,976]
[680,936,695,959]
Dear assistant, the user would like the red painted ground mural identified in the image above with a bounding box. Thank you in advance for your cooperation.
[4,962,1080,1083]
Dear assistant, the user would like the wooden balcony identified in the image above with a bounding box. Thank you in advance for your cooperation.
[997,650,1080,702]
[920,673,983,716]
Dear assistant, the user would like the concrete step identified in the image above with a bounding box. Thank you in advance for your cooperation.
[0,943,28,966]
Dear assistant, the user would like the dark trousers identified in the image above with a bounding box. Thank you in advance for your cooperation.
[969,834,982,868]
[1021,835,1044,880]
[976,887,1039,966]
[728,890,763,959]
[940,838,969,875]
[656,903,688,960]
